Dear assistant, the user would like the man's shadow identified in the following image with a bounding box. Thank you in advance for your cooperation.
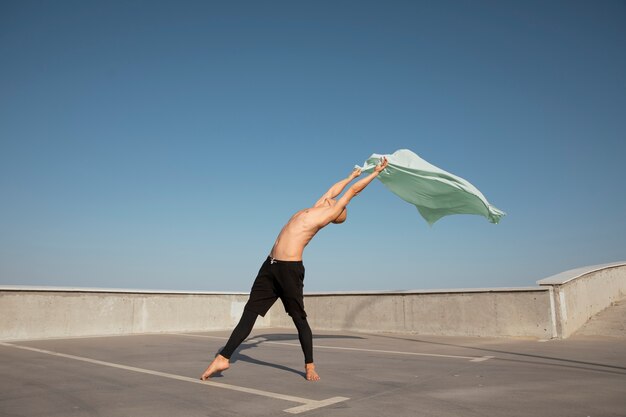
[211,333,364,379]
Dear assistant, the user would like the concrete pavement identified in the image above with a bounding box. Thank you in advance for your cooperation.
[1,325,625,417]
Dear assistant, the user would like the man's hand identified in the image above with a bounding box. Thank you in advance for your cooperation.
[374,157,388,173]
[350,167,362,179]
[337,156,389,207]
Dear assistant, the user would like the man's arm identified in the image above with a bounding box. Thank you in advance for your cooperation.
[317,157,388,225]
[314,167,362,207]
[336,157,388,207]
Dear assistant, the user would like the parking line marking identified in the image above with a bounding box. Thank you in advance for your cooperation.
[0,342,348,414]
[470,355,495,362]
[284,396,350,414]
[169,333,494,362]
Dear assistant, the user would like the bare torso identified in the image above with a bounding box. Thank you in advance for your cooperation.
[270,206,331,261]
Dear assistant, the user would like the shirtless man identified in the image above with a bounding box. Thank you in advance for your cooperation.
[200,157,388,382]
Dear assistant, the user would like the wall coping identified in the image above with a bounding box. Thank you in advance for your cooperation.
[0,285,249,295]
[536,261,626,286]
[304,287,546,295]
[0,285,546,296]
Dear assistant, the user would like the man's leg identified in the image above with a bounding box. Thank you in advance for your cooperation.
[292,315,313,364]
[221,309,258,358]
[291,314,319,381]
[275,261,320,381]
[201,257,277,380]
[200,309,258,380]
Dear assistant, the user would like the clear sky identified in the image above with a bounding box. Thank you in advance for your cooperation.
[1,1,625,292]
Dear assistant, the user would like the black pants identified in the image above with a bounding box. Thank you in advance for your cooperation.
[220,257,314,364]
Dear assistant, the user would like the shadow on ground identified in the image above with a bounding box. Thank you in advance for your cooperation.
[211,333,364,379]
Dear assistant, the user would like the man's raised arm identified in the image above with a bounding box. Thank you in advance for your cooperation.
[316,157,388,226]
[314,167,362,207]
[337,157,388,206]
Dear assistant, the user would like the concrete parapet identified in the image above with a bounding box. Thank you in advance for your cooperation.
[2,261,624,341]
[268,288,553,338]
[537,262,626,338]
[0,287,268,341]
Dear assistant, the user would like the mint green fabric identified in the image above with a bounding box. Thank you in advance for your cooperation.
[359,149,505,225]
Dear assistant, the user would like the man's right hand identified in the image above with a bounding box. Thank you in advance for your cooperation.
[374,157,388,173]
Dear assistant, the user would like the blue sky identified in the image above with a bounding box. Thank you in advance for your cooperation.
[1,1,625,292]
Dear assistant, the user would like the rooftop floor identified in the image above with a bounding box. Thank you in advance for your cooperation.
[2,315,626,417]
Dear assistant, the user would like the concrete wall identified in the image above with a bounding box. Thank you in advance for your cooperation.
[537,262,626,338]
[268,288,553,338]
[0,287,269,341]
[0,286,552,340]
[2,262,624,341]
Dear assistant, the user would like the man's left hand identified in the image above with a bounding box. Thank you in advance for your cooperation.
[350,167,362,179]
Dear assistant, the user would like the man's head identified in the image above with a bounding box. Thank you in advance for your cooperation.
[332,207,347,224]
[326,198,347,224]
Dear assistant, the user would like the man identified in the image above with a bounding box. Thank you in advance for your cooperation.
[200,157,388,382]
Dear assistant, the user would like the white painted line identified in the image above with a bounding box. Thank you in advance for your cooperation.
[301,344,488,361]
[284,396,350,414]
[470,355,495,362]
[170,333,494,362]
[0,342,348,414]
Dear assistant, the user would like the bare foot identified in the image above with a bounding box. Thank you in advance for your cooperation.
[200,354,230,380]
[305,363,320,381]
